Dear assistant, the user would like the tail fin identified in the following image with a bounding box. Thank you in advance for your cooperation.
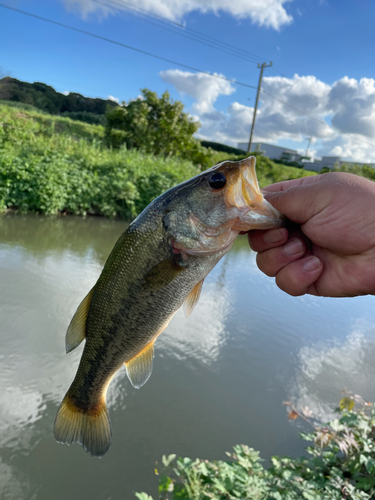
[53,393,111,458]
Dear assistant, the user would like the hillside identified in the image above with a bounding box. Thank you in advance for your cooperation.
[0,77,118,125]
[0,101,315,218]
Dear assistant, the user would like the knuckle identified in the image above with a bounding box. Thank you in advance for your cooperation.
[247,231,264,251]
[256,252,276,277]
[275,267,307,296]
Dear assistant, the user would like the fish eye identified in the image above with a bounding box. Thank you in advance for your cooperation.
[209,172,227,190]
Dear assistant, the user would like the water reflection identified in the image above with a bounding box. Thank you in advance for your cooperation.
[160,260,231,367]
[290,320,375,422]
[1,214,375,499]
[0,458,35,500]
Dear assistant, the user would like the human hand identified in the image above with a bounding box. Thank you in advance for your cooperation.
[248,172,375,297]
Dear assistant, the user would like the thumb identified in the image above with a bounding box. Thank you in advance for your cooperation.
[263,184,323,225]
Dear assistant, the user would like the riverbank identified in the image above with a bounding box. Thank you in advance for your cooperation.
[0,102,315,218]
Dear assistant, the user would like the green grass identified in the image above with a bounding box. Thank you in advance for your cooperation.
[0,102,315,218]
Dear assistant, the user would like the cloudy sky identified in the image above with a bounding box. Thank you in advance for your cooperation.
[1,0,375,161]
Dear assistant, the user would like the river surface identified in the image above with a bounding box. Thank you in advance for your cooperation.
[1,214,375,499]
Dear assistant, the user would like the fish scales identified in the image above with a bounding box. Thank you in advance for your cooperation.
[53,156,284,457]
[70,219,220,408]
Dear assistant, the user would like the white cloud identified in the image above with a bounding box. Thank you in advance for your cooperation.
[160,69,235,114]
[62,90,70,96]
[162,69,375,162]
[62,0,111,18]
[61,0,293,29]
[289,321,375,423]
[328,77,375,138]
[108,94,120,103]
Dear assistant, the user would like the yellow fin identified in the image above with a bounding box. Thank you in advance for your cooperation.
[125,342,154,389]
[65,288,94,354]
[183,279,204,317]
[53,393,111,458]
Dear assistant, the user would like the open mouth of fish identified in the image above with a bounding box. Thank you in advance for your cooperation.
[225,156,284,232]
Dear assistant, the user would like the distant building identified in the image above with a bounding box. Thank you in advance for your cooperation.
[303,156,375,172]
[303,156,341,172]
[237,142,302,162]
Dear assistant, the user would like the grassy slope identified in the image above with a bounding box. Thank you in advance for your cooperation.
[0,102,315,218]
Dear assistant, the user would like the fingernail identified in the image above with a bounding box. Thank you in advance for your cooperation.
[303,256,321,272]
[284,238,303,256]
[264,229,284,244]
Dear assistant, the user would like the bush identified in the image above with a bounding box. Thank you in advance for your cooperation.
[137,396,375,500]
[0,103,198,218]
[321,163,375,182]
[105,88,212,167]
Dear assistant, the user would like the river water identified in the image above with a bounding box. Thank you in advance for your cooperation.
[1,214,375,499]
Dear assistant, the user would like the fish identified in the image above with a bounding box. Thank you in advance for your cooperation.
[53,155,284,457]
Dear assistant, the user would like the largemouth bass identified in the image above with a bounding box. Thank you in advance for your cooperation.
[53,156,284,457]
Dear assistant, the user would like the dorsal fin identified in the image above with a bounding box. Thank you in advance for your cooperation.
[183,279,204,317]
[125,342,154,389]
[65,288,94,353]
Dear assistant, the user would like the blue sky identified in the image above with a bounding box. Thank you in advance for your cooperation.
[1,0,375,161]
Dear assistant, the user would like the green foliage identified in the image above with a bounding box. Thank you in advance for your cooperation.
[273,158,303,168]
[200,140,247,155]
[61,111,107,126]
[323,163,375,182]
[0,103,198,218]
[105,88,211,166]
[0,76,118,116]
[0,102,315,219]
[137,398,375,500]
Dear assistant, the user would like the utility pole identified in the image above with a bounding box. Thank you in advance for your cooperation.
[305,137,312,157]
[247,61,272,153]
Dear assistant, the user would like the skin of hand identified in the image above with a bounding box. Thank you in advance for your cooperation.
[248,172,375,297]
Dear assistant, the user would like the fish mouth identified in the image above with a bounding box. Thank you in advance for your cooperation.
[225,156,285,231]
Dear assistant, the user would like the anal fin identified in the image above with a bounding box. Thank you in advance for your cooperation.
[183,279,204,317]
[125,342,154,389]
[65,288,94,353]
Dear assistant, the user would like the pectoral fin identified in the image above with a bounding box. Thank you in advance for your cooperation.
[125,342,154,389]
[65,288,94,353]
[183,279,204,317]
[144,257,184,290]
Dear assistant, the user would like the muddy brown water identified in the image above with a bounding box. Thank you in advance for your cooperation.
[1,214,375,499]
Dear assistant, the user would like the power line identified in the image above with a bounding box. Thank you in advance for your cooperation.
[259,89,327,126]
[1,2,374,151]
[92,0,262,64]
[93,0,269,65]
[0,3,258,92]
[99,0,290,78]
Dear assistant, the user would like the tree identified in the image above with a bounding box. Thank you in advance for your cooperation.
[105,88,209,165]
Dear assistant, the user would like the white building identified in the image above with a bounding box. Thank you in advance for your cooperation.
[237,142,301,162]
[303,156,340,172]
